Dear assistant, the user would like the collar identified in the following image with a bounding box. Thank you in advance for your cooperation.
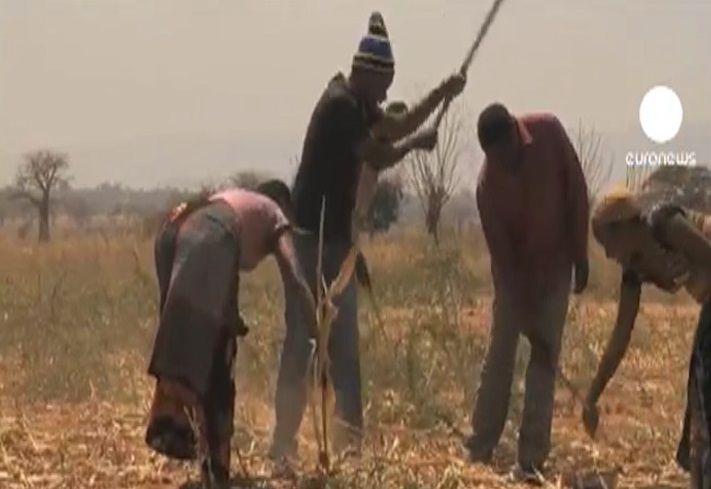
[334,71,361,103]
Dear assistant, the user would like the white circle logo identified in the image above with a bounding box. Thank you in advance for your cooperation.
[639,85,683,144]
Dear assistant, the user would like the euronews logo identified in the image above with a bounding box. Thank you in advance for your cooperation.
[626,85,697,167]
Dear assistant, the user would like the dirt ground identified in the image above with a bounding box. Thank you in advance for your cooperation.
[0,300,696,488]
[0,232,700,488]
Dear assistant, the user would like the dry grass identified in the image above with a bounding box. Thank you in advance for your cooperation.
[0,226,698,488]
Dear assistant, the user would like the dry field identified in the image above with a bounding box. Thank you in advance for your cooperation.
[0,226,699,488]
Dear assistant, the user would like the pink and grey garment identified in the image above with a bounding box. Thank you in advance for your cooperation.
[145,188,290,482]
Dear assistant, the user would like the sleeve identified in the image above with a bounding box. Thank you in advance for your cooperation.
[555,118,590,263]
[477,182,516,285]
[371,82,446,141]
[647,202,686,246]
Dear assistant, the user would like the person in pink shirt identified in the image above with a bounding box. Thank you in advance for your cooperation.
[468,103,589,481]
[145,180,315,489]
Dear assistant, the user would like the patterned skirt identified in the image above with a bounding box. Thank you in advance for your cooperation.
[145,201,241,475]
[679,301,711,489]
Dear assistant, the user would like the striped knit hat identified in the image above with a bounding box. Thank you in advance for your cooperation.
[352,12,395,74]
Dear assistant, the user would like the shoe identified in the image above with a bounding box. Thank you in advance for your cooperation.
[463,436,493,464]
[145,416,196,460]
[509,463,545,486]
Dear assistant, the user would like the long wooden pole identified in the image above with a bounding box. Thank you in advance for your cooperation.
[433,0,506,129]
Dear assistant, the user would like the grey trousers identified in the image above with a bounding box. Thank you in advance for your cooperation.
[470,272,571,467]
[272,233,361,455]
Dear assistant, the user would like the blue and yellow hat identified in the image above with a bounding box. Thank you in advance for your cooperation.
[352,12,395,74]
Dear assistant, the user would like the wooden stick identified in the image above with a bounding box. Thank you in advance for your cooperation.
[433,0,506,129]
[315,198,330,469]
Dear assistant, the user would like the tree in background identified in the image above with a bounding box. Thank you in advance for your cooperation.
[13,150,70,242]
[408,109,463,244]
[443,188,477,235]
[572,121,613,204]
[641,166,711,212]
[365,174,404,236]
[626,164,654,193]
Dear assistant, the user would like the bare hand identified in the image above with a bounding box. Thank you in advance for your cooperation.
[413,128,438,151]
[441,73,467,98]
[582,401,600,438]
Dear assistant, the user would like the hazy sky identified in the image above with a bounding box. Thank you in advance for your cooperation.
[1,0,710,188]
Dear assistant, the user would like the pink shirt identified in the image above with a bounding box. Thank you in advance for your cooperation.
[210,188,290,271]
[477,113,589,282]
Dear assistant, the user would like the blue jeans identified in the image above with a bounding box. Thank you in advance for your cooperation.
[272,233,362,455]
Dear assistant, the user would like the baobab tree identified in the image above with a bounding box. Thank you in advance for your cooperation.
[14,150,70,242]
[626,164,653,193]
[408,109,464,244]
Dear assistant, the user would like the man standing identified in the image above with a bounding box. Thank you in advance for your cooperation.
[468,103,589,479]
[270,12,466,459]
